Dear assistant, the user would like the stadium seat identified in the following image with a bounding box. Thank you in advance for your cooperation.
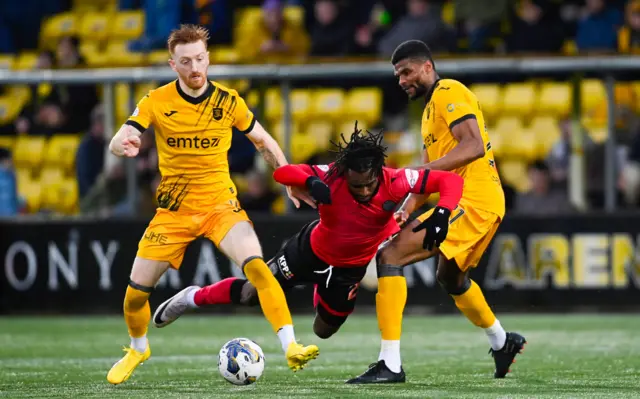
[344,88,382,127]
[45,134,81,172]
[538,82,571,117]
[18,179,42,213]
[290,133,319,164]
[499,159,530,193]
[0,97,21,125]
[7,86,32,109]
[469,84,502,118]
[110,11,144,41]
[0,136,14,151]
[509,128,537,162]
[57,178,80,214]
[13,136,47,169]
[148,49,169,65]
[337,120,362,141]
[312,89,345,121]
[501,83,536,118]
[107,41,145,66]
[81,41,110,67]
[271,120,300,144]
[290,90,312,123]
[0,54,14,70]
[210,47,239,64]
[493,116,524,158]
[115,83,130,124]
[530,116,562,158]
[13,52,38,70]
[265,87,282,122]
[135,82,157,104]
[246,90,259,109]
[586,125,608,144]
[305,121,333,151]
[40,13,77,49]
[78,12,109,41]
[581,79,605,114]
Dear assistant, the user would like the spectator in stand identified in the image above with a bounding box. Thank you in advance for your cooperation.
[309,0,353,56]
[0,147,19,217]
[617,0,640,54]
[195,0,232,44]
[516,160,573,215]
[506,0,565,54]
[127,0,196,51]
[239,170,279,212]
[237,0,309,62]
[576,0,623,52]
[76,105,106,199]
[378,0,455,57]
[455,0,509,53]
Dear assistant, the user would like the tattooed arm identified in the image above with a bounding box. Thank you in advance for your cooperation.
[245,120,287,170]
[245,120,315,208]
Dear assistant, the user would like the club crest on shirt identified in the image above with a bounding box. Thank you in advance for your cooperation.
[317,165,329,172]
[212,107,223,120]
[405,169,419,188]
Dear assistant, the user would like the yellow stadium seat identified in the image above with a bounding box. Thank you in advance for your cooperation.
[442,1,455,25]
[290,90,312,123]
[530,116,562,157]
[15,167,31,186]
[538,82,571,117]
[586,124,608,144]
[57,178,79,214]
[18,179,42,213]
[0,136,14,151]
[312,89,345,121]
[502,83,537,118]
[40,167,65,186]
[45,134,81,172]
[13,136,47,169]
[581,79,605,114]
[265,87,282,122]
[110,11,144,41]
[115,83,130,125]
[337,120,363,141]
[0,54,14,70]
[271,120,300,144]
[13,52,38,70]
[78,12,110,41]
[40,13,77,48]
[499,159,530,193]
[290,132,318,164]
[231,79,250,94]
[344,88,382,126]
[633,81,640,114]
[210,47,239,64]
[7,86,32,108]
[470,84,502,118]
[246,90,260,109]
[305,121,333,150]
[148,50,169,65]
[509,128,537,162]
[493,116,524,158]
[80,40,110,67]
[271,195,285,215]
[0,97,21,125]
[107,41,145,66]
[135,82,157,103]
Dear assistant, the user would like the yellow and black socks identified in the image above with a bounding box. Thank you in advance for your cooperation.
[376,264,407,373]
[451,279,506,350]
[124,281,152,352]
[243,256,295,352]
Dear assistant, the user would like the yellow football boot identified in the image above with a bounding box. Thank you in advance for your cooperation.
[107,345,151,385]
[286,342,319,372]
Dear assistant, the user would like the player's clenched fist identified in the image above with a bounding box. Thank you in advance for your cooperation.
[412,206,451,251]
[120,132,141,157]
[110,127,141,157]
[305,176,331,205]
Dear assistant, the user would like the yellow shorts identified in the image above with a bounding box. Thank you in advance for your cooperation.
[137,200,250,269]
[417,198,501,271]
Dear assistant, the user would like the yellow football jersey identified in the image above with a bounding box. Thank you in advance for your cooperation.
[421,79,505,219]
[126,80,255,212]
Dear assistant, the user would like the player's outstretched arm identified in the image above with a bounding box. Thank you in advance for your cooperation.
[419,170,463,211]
[109,124,142,157]
[273,165,331,205]
[416,118,485,172]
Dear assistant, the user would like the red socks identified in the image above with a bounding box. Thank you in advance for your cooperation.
[194,277,238,306]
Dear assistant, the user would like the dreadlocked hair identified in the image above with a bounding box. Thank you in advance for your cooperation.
[326,121,387,181]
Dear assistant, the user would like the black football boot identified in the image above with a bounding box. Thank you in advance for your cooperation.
[489,332,526,378]
[345,360,406,384]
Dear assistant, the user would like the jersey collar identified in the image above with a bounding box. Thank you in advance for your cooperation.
[424,78,441,104]
[175,79,214,105]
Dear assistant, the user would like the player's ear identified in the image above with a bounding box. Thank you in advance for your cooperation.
[168,58,177,72]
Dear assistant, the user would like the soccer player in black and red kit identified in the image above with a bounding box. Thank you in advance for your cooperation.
[153,125,463,373]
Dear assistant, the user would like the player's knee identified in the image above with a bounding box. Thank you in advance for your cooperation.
[376,252,404,278]
[436,268,471,295]
[313,315,340,339]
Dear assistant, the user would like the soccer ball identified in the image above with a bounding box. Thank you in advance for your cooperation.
[218,338,265,385]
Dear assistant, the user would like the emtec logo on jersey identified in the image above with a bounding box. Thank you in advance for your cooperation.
[166,136,221,149]
[277,255,294,280]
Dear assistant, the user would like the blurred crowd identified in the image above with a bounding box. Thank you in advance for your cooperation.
[1,0,640,218]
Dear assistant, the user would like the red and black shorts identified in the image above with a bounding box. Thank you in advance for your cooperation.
[266,220,368,327]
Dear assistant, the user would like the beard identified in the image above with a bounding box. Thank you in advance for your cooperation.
[181,72,207,90]
[408,84,428,100]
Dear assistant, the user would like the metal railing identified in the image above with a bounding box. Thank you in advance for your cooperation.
[2,55,638,213]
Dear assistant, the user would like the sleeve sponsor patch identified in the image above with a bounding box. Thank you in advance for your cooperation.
[405,169,419,188]
[132,107,139,117]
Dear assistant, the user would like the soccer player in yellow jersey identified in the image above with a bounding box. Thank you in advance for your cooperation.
[106,25,319,385]
[348,40,525,384]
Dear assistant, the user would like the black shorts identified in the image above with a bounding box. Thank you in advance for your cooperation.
[266,220,368,327]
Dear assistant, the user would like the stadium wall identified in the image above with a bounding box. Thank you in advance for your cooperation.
[1,214,640,315]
